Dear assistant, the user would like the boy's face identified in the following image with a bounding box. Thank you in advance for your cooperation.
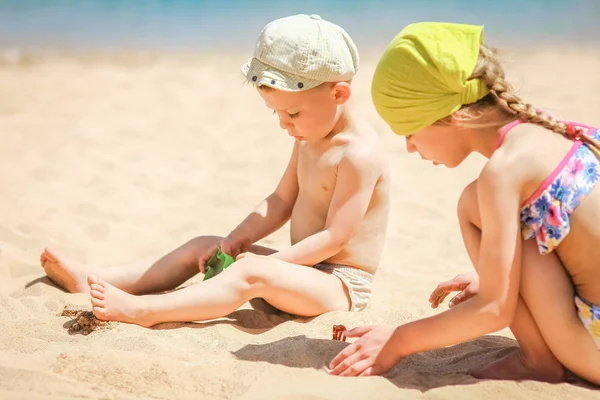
[258,83,350,141]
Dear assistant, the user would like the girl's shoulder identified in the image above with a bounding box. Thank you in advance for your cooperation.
[485,123,581,206]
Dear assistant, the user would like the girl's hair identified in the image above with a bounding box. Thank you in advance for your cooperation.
[442,44,600,155]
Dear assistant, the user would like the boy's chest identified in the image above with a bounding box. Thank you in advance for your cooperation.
[296,144,344,193]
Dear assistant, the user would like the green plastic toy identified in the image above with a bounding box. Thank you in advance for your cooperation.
[203,247,235,281]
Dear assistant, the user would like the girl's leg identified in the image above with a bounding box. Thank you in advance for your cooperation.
[89,255,351,327]
[455,180,565,382]
[40,236,275,295]
[517,238,600,384]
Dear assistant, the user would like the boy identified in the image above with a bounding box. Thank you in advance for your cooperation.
[40,14,390,327]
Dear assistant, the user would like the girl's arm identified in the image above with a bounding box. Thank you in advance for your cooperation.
[329,159,526,377]
[226,143,299,245]
[269,147,381,266]
[388,161,524,356]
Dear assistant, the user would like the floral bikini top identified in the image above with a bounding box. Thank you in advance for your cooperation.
[496,120,600,255]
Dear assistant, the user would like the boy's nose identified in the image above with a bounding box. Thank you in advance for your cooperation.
[279,117,293,130]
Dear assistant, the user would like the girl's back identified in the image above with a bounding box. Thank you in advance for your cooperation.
[498,122,600,305]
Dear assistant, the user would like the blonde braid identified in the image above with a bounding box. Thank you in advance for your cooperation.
[471,45,600,157]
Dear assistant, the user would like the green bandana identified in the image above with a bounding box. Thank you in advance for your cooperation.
[371,22,489,136]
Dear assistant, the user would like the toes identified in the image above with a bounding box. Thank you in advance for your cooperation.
[90,289,104,300]
[40,252,49,267]
[90,281,107,292]
[90,296,104,308]
[87,275,98,287]
[92,306,108,320]
[44,247,58,262]
[41,259,53,272]
[95,278,109,289]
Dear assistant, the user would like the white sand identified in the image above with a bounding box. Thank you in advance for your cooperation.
[1,48,599,399]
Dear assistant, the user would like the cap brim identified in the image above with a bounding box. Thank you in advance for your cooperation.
[241,57,322,92]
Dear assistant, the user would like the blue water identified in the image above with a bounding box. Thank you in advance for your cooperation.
[0,0,598,52]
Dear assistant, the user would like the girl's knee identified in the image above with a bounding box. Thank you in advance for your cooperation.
[458,180,480,223]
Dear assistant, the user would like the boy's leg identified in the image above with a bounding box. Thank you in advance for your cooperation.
[41,236,275,295]
[456,180,565,382]
[89,255,351,327]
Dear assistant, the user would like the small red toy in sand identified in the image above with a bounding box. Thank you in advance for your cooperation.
[332,324,347,342]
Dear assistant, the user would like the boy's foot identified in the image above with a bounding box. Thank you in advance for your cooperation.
[88,276,154,328]
[40,247,91,293]
[469,349,565,383]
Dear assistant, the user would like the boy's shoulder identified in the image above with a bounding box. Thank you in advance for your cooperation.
[337,118,383,150]
[331,123,387,175]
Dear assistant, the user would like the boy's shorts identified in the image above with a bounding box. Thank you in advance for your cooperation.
[575,295,600,349]
[314,263,374,312]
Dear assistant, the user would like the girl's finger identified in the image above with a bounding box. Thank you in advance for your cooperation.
[449,288,474,308]
[428,280,460,302]
[339,357,373,377]
[359,366,375,377]
[329,342,360,371]
[330,351,365,376]
[343,326,372,338]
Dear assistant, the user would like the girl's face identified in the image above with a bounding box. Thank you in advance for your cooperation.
[404,124,472,168]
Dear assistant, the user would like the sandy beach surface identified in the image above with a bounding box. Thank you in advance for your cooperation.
[1,47,599,399]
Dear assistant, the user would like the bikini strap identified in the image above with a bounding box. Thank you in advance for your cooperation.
[565,122,600,159]
[494,120,522,150]
[494,119,600,158]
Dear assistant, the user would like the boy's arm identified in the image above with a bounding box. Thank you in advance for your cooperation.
[269,147,381,266]
[225,143,299,247]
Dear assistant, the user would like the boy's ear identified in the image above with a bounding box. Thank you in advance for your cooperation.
[332,82,351,105]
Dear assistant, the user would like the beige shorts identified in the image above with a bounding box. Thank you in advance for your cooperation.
[314,263,374,312]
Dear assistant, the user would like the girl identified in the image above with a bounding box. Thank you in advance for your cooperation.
[328,22,600,384]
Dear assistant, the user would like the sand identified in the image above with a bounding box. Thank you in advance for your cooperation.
[1,47,599,400]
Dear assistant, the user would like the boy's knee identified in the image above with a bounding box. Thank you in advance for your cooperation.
[185,235,221,256]
[457,180,479,222]
[225,256,272,292]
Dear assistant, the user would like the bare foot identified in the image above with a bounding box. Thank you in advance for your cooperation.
[470,349,566,383]
[88,275,154,328]
[40,247,91,293]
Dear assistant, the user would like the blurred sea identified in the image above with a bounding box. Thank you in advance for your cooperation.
[0,0,599,53]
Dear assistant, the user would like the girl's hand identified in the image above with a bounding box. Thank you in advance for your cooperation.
[429,271,479,309]
[328,325,402,377]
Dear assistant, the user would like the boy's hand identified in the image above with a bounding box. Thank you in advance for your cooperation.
[328,325,401,377]
[197,236,252,273]
[220,235,251,260]
[429,271,479,309]
[197,244,218,273]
